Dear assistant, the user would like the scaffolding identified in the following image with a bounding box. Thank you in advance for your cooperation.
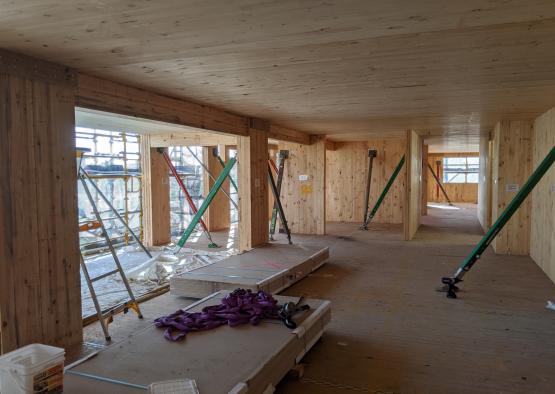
[76,127,143,255]
[168,146,205,236]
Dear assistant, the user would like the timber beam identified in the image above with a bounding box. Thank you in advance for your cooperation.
[77,73,314,144]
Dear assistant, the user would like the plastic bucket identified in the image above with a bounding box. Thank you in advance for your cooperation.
[0,344,64,394]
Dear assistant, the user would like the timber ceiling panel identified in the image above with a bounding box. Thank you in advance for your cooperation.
[2,0,555,151]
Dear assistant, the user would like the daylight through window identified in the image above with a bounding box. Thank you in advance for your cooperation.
[443,157,479,183]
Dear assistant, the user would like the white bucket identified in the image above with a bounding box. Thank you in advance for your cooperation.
[0,344,64,394]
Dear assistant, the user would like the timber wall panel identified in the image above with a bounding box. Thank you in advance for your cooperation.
[203,146,231,231]
[531,108,555,282]
[491,120,532,255]
[238,128,269,251]
[0,71,81,353]
[278,137,326,235]
[421,144,428,215]
[404,130,422,240]
[141,138,171,246]
[427,153,479,204]
[326,139,406,224]
[478,134,493,231]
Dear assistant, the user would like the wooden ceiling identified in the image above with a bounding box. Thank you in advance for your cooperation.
[3,0,555,151]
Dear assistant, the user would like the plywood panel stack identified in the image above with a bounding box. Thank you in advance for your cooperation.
[141,136,171,246]
[237,127,269,251]
[203,146,231,231]
[404,130,422,240]
[427,153,479,204]
[326,138,406,224]
[0,50,82,353]
[530,108,555,282]
[491,120,532,255]
[278,137,326,235]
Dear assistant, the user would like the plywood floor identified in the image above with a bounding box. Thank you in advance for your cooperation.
[81,204,555,393]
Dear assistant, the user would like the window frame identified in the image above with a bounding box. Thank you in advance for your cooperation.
[442,156,479,184]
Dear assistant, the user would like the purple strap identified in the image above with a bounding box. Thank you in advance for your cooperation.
[154,289,281,341]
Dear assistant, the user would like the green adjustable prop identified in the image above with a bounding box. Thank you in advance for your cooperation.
[215,153,239,193]
[175,158,237,251]
[364,155,405,226]
[441,146,555,298]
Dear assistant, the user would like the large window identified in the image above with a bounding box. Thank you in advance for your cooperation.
[443,157,479,183]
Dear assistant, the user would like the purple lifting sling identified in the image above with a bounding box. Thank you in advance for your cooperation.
[155,289,281,341]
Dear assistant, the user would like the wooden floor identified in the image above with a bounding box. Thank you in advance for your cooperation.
[82,204,555,393]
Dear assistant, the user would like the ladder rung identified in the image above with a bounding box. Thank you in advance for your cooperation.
[91,269,120,282]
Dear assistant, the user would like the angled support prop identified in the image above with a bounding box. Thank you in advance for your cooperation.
[428,161,453,206]
[159,148,217,248]
[213,147,239,193]
[361,149,377,230]
[440,146,555,298]
[362,155,405,228]
[186,146,239,210]
[269,150,289,240]
[268,163,292,244]
[175,158,237,253]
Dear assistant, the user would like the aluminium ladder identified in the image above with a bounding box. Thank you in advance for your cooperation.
[77,153,146,341]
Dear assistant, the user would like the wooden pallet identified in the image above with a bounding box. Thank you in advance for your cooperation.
[65,292,331,393]
[170,244,329,298]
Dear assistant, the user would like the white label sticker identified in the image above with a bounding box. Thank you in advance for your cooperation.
[298,174,309,181]
[505,184,519,192]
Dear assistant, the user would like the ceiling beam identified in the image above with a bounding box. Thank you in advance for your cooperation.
[149,133,237,147]
[77,73,249,137]
[269,124,312,145]
[76,73,313,144]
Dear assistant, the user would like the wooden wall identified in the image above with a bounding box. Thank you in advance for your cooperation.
[404,130,422,240]
[491,120,532,255]
[326,138,406,224]
[427,153,479,203]
[237,128,269,251]
[478,134,493,231]
[421,144,428,216]
[278,137,326,235]
[530,108,555,282]
[203,145,231,231]
[141,138,171,246]
[0,54,82,353]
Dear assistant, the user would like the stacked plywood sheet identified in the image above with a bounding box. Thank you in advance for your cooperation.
[170,243,329,298]
[65,292,331,393]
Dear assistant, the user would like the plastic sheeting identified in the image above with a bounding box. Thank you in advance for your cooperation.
[81,243,234,318]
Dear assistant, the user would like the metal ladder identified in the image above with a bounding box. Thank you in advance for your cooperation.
[78,163,147,341]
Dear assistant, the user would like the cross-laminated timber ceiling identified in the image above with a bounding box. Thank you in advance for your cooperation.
[3,0,555,151]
